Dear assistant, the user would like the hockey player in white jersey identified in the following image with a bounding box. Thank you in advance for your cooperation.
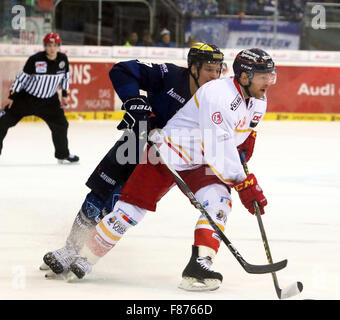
[67,48,277,291]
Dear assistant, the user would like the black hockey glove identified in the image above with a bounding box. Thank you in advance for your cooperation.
[117,96,152,132]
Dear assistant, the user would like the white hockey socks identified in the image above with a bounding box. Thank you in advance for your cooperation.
[81,200,146,264]
[193,184,232,252]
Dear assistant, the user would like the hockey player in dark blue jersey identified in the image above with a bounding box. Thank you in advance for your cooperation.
[41,43,224,277]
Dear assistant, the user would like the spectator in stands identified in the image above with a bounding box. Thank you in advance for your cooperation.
[155,28,176,47]
[219,0,247,18]
[197,0,219,16]
[247,0,275,16]
[175,0,200,17]
[176,0,218,17]
[220,0,308,20]
[279,0,307,21]
[136,30,154,47]
[124,32,138,46]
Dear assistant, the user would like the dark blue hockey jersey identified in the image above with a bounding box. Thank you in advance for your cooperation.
[109,60,192,129]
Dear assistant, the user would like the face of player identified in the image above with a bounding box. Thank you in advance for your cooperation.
[240,71,276,99]
[45,43,60,60]
[196,62,221,87]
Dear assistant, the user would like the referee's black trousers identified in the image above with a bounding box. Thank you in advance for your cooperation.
[0,92,70,159]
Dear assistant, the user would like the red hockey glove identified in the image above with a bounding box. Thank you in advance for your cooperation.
[237,130,257,162]
[233,173,267,214]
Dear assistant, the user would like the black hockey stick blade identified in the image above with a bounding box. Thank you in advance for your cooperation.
[243,259,287,274]
[226,241,287,274]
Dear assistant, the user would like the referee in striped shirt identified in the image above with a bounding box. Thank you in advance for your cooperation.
[0,33,78,163]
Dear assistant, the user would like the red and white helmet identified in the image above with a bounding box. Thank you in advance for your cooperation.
[43,33,62,45]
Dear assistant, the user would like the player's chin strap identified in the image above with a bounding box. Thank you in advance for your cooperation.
[237,78,253,98]
[189,70,201,90]
[243,84,252,98]
[189,62,223,91]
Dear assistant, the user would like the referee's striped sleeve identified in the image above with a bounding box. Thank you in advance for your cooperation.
[61,56,70,97]
[10,71,31,93]
[61,71,70,92]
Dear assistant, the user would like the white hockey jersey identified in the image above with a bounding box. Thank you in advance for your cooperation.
[154,76,267,185]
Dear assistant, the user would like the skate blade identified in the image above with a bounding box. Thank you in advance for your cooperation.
[65,272,80,282]
[57,160,79,165]
[178,277,221,292]
[39,262,50,271]
[45,270,70,280]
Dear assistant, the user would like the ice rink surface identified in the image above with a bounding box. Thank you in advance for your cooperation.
[0,119,339,301]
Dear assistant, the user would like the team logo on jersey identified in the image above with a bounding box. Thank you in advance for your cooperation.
[250,112,263,128]
[212,111,223,124]
[59,61,65,69]
[35,61,47,73]
[230,94,242,111]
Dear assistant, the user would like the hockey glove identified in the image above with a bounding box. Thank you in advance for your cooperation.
[233,173,267,215]
[237,130,256,162]
[117,96,152,132]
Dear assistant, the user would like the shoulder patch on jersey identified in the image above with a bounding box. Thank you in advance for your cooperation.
[212,111,223,124]
[230,94,242,111]
[250,112,263,128]
[59,61,65,69]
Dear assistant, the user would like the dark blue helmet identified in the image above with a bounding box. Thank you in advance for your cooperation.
[233,48,275,80]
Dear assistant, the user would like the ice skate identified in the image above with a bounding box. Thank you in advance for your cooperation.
[178,245,223,292]
[68,256,93,280]
[43,246,77,274]
[57,154,79,164]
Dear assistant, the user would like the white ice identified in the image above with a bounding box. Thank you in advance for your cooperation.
[0,120,339,300]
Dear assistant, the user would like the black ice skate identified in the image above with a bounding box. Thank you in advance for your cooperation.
[68,256,92,280]
[57,154,79,164]
[179,245,223,292]
[43,246,77,274]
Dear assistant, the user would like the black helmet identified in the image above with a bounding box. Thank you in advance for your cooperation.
[233,48,275,80]
[188,42,224,69]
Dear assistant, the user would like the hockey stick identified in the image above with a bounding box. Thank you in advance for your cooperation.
[149,141,287,274]
[240,152,303,299]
